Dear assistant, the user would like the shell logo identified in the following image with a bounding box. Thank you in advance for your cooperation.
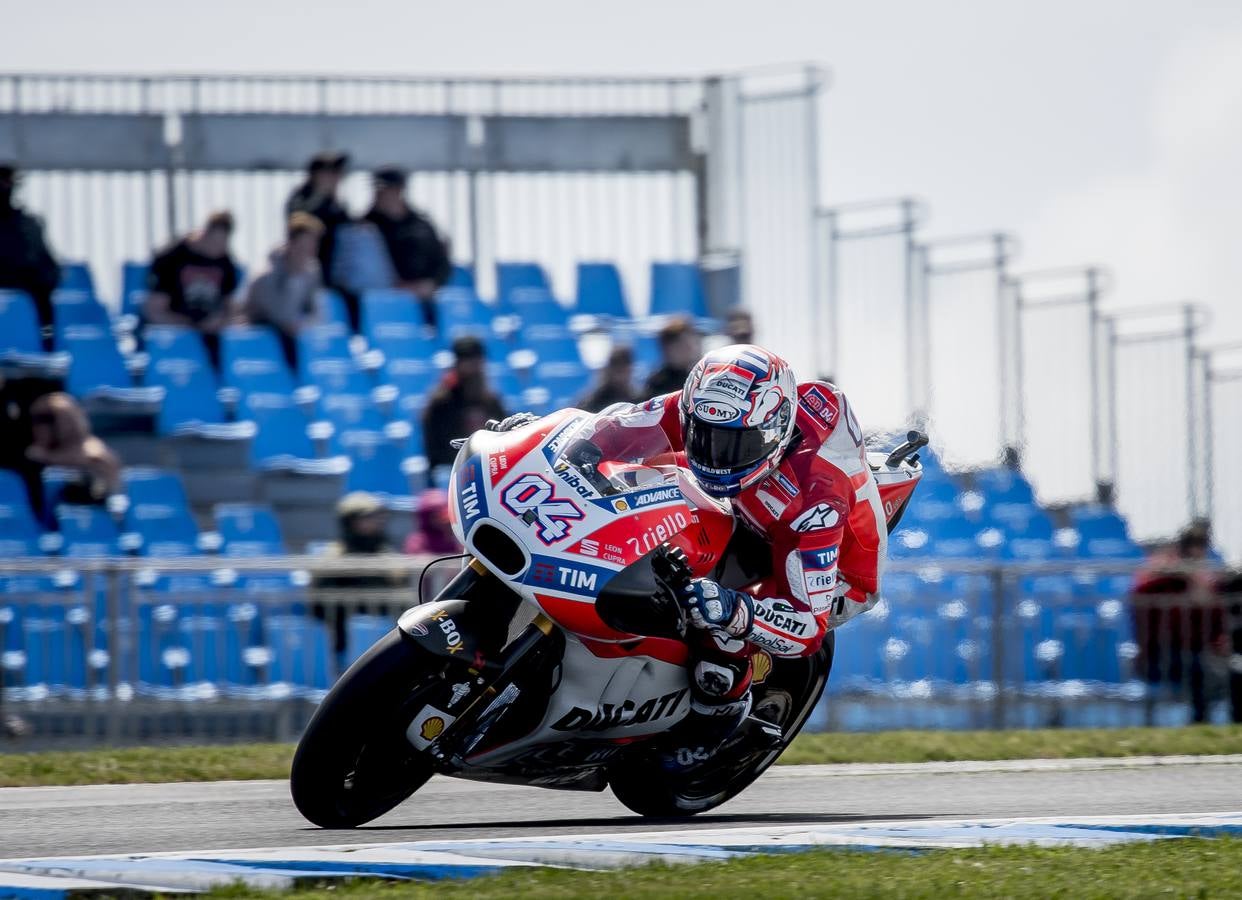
[420,716,446,741]
[752,650,774,684]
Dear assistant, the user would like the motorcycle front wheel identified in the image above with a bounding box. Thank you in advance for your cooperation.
[289,628,439,828]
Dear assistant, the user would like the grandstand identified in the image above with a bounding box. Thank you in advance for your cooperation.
[1,68,1238,741]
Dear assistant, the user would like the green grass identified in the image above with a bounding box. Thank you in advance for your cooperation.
[1,725,1239,788]
[203,839,1242,899]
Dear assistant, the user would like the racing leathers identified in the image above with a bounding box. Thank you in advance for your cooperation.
[653,381,888,727]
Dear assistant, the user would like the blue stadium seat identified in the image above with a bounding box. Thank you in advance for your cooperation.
[436,286,494,338]
[1071,504,1130,537]
[385,356,440,401]
[322,394,389,443]
[524,329,584,367]
[904,480,961,524]
[176,610,251,688]
[361,288,424,341]
[319,289,351,331]
[535,362,591,411]
[448,264,475,289]
[59,325,146,399]
[55,504,121,558]
[266,614,332,692]
[888,526,933,559]
[0,289,44,354]
[23,613,89,692]
[509,287,568,329]
[58,262,95,296]
[344,614,392,667]
[51,290,110,340]
[974,467,1035,504]
[120,261,150,318]
[575,262,631,319]
[215,503,285,556]
[121,468,200,556]
[496,261,551,307]
[143,326,225,433]
[650,262,708,319]
[244,394,321,468]
[220,326,298,398]
[340,431,413,499]
[0,471,42,557]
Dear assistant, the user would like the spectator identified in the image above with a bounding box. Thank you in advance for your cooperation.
[1132,520,1240,724]
[0,163,59,348]
[243,213,325,369]
[580,345,640,412]
[403,489,461,556]
[25,392,121,507]
[143,211,240,368]
[312,491,406,656]
[364,167,451,326]
[644,316,702,396]
[285,151,351,288]
[423,336,506,473]
[725,307,755,345]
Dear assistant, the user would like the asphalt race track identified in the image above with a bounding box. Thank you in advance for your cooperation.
[2,756,1239,859]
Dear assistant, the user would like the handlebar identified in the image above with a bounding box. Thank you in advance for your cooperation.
[884,430,930,468]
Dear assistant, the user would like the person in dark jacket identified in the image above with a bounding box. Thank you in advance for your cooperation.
[422,336,506,473]
[0,164,59,348]
[644,316,702,397]
[580,345,641,412]
[364,167,451,328]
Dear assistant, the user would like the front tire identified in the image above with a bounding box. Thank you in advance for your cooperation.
[290,629,439,828]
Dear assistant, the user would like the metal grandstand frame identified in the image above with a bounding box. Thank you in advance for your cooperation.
[0,67,825,369]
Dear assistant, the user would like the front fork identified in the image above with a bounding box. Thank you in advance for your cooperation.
[395,559,561,768]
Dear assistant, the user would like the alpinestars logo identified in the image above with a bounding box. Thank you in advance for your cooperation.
[791,503,841,532]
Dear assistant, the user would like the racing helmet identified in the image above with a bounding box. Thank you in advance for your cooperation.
[678,345,797,498]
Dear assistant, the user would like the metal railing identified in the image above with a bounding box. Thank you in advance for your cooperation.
[2,556,1238,746]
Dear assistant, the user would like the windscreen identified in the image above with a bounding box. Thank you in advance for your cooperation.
[551,405,677,497]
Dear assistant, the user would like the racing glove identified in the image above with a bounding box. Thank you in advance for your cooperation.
[488,412,539,433]
[679,577,755,639]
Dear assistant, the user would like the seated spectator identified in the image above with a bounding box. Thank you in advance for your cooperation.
[644,316,702,397]
[26,392,121,506]
[725,307,755,345]
[580,345,640,412]
[0,163,59,348]
[423,336,507,473]
[365,167,451,327]
[243,213,325,368]
[143,210,241,368]
[403,489,461,556]
[312,491,407,657]
[1132,520,1240,724]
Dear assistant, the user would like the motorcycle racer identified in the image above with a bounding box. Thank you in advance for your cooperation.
[496,344,887,769]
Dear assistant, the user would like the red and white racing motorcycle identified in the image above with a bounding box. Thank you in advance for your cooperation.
[291,405,925,827]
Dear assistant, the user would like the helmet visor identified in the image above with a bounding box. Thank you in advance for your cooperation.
[685,418,781,475]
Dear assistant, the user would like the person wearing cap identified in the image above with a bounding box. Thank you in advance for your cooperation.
[422,335,507,474]
[286,152,351,295]
[0,163,60,348]
[364,167,451,326]
[143,210,241,368]
[579,344,641,412]
[312,491,407,658]
[243,212,325,368]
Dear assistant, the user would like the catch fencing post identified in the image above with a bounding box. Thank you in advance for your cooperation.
[990,565,1008,729]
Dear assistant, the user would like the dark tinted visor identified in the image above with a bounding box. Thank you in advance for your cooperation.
[685,418,779,474]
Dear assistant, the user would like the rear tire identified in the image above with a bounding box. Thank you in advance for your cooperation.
[290,628,439,828]
[609,636,833,817]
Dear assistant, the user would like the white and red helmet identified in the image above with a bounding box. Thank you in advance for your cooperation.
[678,345,798,498]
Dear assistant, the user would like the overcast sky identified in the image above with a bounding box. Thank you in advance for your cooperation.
[10,0,1242,339]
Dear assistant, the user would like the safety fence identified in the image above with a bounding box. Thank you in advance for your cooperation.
[819,198,1238,559]
[1,556,1237,747]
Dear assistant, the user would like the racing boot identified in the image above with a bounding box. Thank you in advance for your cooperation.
[658,693,782,774]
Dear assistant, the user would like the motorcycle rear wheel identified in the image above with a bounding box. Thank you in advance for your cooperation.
[290,628,439,828]
[608,636,833,817]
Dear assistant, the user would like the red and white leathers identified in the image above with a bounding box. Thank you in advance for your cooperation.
[653,380,888,663]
